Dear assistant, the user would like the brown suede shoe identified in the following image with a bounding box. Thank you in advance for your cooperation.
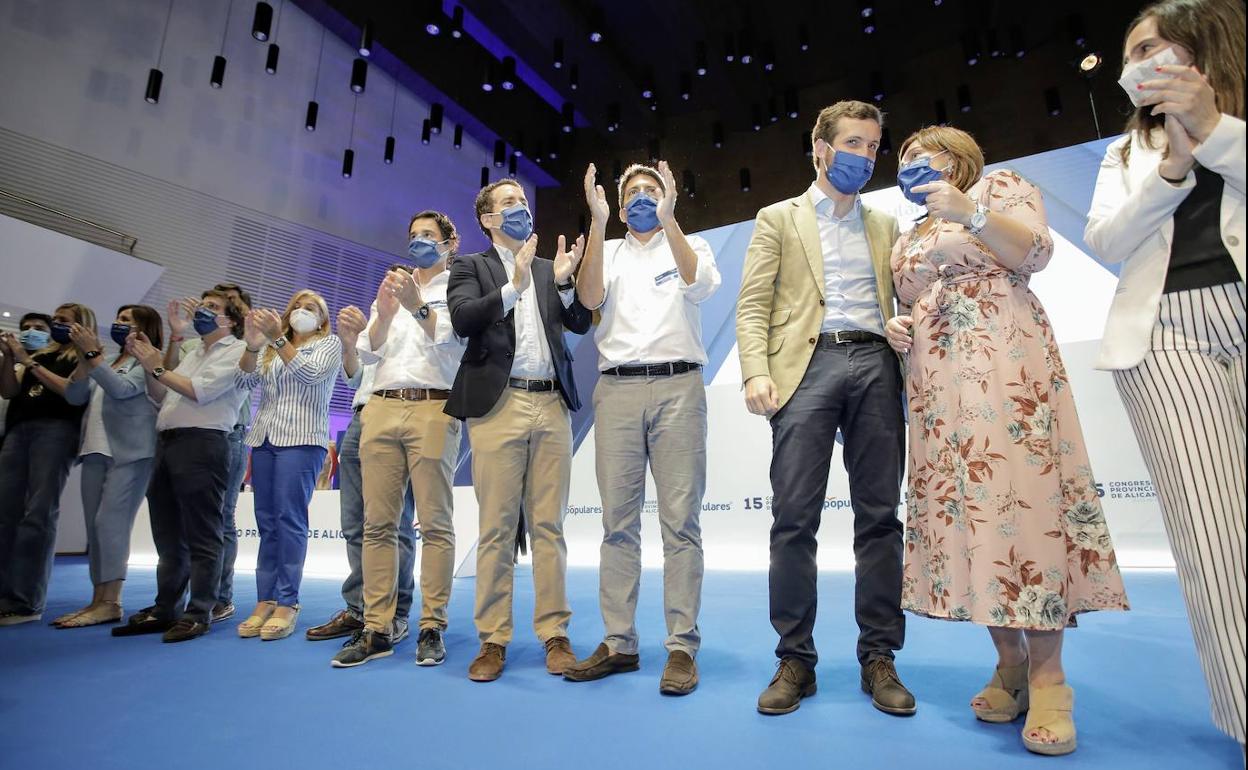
[544,636,576,675]
[757,658,817,715]
[659,650,698,695]
[563,642,640,682]
[862,657,917,716]
[468,643,506,682]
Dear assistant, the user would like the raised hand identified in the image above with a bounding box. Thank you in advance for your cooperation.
[127,332,163,371]
[1141,64,1221,144]
[243,311,269,349]
[911,180,976,226]
[384,269,423,313]
[656,160,679,227]
[585,163,610,225]
[68,323,102,355]
[375,272,401,320]
[167,297,197,338]
[337,305,368,345]
[1159,113,1195,180]
[254,309,284,340]
[512,234,537,293]
[554,233,585,284]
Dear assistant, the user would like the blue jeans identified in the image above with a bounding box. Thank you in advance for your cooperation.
[338,411,415,621]
[250,441,326,606]
[216,425,247,605]
[0,419,79,615]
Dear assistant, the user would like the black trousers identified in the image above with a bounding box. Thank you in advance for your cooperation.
[147,428,230,624]
[768,340,905,668]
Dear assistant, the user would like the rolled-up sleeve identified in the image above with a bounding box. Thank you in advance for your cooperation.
[192,341,246,404]
[357,302,388,360]
[678,234,722,304]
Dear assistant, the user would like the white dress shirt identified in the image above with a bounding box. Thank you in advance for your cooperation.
[236,335,342,448]
[356,268,466,391]
[156,334,250,432]
[79,384,111,457]
[808,183,885,335]
[344,361,379,409]
[495,244,575,380]
[593,230,721,369]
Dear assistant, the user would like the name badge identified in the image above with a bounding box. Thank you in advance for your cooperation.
[428,299,447,308]
[654,268,679,286]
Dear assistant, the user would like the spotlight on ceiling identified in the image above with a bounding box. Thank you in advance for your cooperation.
[251,2,273,41]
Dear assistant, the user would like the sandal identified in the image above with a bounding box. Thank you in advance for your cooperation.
[50,607,92,627]
[238,601,277,638]
[1022,683,1077,756]
[971,658,1030,723]
[56,601,123,628]
[260,605,300,641]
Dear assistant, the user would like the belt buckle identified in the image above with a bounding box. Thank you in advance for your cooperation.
[830,331,846,344]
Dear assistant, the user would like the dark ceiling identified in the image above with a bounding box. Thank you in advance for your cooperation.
[301,0,1144,244]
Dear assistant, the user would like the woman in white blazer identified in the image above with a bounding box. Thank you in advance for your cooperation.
[1084,0,1245,745]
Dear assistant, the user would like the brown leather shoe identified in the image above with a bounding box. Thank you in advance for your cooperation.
[563,642,640,682]
[659,650,698,695]
[757,658,817,715]
[468,643,506,682]
[862,657,917,716]
[305,609,364,641]
[544,636,577,675]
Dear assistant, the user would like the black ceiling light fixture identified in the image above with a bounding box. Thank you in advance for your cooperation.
[423,0,442,35]
[251,2,272,41]
[767,96,779,123]
[723,32,736,63]
[1011,26,1027,58]
[1045,87,1062,116]
[958,84,972,113]
[870,71,884,102]
[480,166,489,187]
[342,95,358,179]
[784,88,799,119]
[739,168,751,192]
[547,131,559,159]
[647,137,660,162]
[588,6,605,43]
[263,0,283,74]
[384,78,397,164]
[508,152,518,177]
[422,119,432,145]
[493,139,506,168]
[987,28,1004,58]
[481,59,496,92]
[962,31,981,66]
[861,14,876,35]
[682,169,695,198]
[679,72,691,101]
[762,41,776,72]
[935,98,949,125]
[305,26,325,131]
[641,69,655,100]
[453,123,463,150]
[210,0,235,88]
[880,127,893,155]
[513,130,524,157]
[144,0,175,104]
[1068,13,1087,49]
[429,102,443,134]
[449,5,463,39]
[350,57,368,93]
[695,41,708,76]
[606,102,620,132]
[738,29,754,64]
[712,121,724,148]
[798,23,810,52]
[561,102,574,133]
[858,0,874,17]
[553,37,564,69]
[358,18,373,56]
[569,63,579,91]
[500,56,516,90]
[751,104,762,131]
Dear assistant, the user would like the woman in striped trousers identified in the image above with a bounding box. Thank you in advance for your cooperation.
[1085,0,1245,744]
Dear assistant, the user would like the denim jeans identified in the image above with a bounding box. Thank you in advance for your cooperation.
[216,425,247,605]
[338,411,416,621]
[250,441,326,606]
[0,419,79,615]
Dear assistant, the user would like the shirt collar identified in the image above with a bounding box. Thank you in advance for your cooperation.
[493,243,515,263]
[807,182,861,223]
[624,228,667,251]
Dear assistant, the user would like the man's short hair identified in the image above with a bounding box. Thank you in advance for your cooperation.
[810,100,884,170]
[616,164,665,208]
[18,312,52,329]
[473,178,524,236]
[213,282,253,312]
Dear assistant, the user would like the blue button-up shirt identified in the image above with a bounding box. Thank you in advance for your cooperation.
[809,183,884,335]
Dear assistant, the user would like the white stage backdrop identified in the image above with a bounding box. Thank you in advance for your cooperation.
[121,135,1172,579]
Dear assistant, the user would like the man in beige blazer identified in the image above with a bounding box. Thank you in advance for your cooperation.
[736,100,914,717]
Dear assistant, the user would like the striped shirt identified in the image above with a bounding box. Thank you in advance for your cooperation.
[236,334,342,448]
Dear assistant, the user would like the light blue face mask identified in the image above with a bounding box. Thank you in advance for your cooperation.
[18,328,50,351]
[825,149,875,195]
[498,204,533,241]
[408,237,445,269]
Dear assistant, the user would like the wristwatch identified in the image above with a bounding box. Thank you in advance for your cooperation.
[967,203,988,235]
[271,336,288,350]
[413,303,430,321]
[556,279,575,292]
[152,366,167,379]
[84,350,102,360]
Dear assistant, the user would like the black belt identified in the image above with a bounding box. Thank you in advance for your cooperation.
[817,330,887,348]
[508,377,557,391]
[601,361,702,377]
[352,404,364,414]
[373,388,450,401]
[159,427,226,439]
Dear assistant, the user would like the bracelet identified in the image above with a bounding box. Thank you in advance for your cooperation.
[556,279,575,292]
[246,345,263,354]
[1160,172,1187,184]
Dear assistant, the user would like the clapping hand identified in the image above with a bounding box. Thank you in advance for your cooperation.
[553,233,585,284]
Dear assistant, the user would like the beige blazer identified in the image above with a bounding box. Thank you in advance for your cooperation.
[736,190,901,411]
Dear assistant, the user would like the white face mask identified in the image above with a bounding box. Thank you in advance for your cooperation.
[1117,45,1182,107]
[289,308,319,334]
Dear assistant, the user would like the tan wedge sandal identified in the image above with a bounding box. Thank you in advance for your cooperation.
[260,605,299,641]
[1022,683,1077,756]
[238,601,277,638]
[971,659,1030,723]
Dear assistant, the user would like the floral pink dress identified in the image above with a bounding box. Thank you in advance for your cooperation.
[892,169,1129,629]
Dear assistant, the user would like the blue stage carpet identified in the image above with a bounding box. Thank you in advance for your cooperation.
[1,558,1242,769]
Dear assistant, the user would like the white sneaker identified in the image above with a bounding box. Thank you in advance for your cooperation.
[0,611,42,626]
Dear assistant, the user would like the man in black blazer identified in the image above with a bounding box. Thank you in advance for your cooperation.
[446,177,591,682]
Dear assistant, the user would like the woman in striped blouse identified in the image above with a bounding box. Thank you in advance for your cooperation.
[235,290,342,641]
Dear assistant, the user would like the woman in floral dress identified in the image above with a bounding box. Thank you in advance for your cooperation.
[884,126,1129,757]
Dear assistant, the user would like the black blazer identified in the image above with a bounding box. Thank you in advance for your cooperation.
[445,246,593,418]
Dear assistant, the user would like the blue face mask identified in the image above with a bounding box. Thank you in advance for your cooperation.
[498,204,533,242]
[896,151,948,206]
[825,149,874,195]
[193,306,221,336]
[408,237,444,269]
[625,195,660,233]
[110,323,132,347]
[18,329,50,351]
[50,322,73,344]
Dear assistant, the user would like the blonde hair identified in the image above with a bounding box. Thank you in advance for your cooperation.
[810,100,884,171]
[53,302,97,363]
[898,125,985,193]
[263,290,330,371]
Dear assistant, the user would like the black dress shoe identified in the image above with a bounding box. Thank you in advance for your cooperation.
[862,657,917,716]
[162,618,210,643]
[111,607,174,637]
[562,642,640,682]
[758,658,817,715]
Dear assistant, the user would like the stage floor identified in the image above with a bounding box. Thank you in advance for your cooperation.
[2,559,1242,769]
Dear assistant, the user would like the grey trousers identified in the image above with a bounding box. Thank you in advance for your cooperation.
[594,370,706,656]
[80,454,154,585]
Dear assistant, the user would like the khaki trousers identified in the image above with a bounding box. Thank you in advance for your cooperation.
[360,397,459,635]
[467,387,573,645]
